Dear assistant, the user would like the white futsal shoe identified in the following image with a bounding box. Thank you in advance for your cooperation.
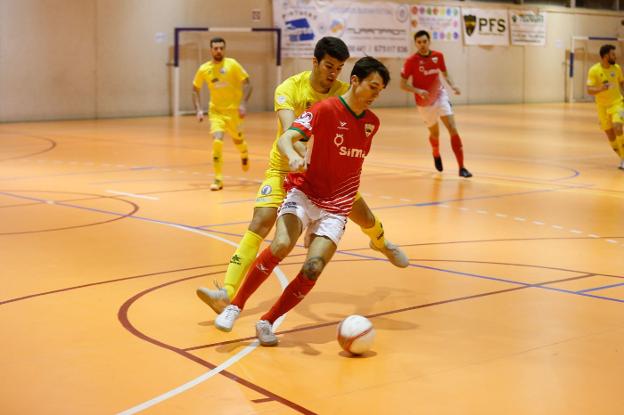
[215,304,241,332]
[256,320,278,346]
[369,240,409,268]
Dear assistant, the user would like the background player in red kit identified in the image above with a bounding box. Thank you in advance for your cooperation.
[214,57,391,346]
[400,30,472,178]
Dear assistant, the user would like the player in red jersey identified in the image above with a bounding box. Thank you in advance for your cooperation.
[400,30,472,178]
[214,57,390,346]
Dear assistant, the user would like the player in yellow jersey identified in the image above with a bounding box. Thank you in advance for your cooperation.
[586,44,624,169]
[197,37,409,314]
[192,37,253,190]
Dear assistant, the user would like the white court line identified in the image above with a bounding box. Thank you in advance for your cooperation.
[117,225,289,415]
[106,190,160,200]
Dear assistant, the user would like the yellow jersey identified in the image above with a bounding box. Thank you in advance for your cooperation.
[587,62,624,107]
[193,57,249,111]
[268,71,349,173]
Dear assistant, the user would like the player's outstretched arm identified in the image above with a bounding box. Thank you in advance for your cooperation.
[277,109,306,157]
[277,129,306,171]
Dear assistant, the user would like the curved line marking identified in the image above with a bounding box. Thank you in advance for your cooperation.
[117,224,290,415]
[0,134,57,161]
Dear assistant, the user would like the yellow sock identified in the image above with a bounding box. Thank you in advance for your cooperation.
[233,133,248,159]
[360,213,386,250]
[212,139,224,180]
[616,135,624,159]
[223,230,263,298]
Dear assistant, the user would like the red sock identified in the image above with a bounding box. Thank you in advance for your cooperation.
[231,247,281,310]
[261,272,316,324]
[450,134,464,168]
[428,136,440,157]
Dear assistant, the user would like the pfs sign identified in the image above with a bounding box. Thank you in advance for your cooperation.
[462,8,509,46]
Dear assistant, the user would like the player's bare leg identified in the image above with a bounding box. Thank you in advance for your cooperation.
[349,196,409,268]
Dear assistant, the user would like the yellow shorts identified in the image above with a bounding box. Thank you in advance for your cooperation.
[597,100,624,131]
[253,169,363,209]
[209,109,243,138]
[254,170,287,208]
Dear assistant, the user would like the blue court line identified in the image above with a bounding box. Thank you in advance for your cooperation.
[374,185,592,210]
[3,190,622,305]
[578,281,624,293]
[366,156,581,183]
[337,250,624,304]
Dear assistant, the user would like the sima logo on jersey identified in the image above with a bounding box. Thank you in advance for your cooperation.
[334,133,366,158]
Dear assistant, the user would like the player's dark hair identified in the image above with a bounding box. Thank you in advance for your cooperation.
[210,37,226,47]
[351,56,390,87]
[600,44,616,58]
[314,36,350,62]
[414,30,430,41]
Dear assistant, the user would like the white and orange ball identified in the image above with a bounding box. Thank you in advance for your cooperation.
[337,315,375,355]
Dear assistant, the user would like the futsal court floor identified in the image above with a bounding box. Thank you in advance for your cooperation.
[1,102,623,414]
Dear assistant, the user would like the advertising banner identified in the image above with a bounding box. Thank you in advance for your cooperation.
[510,11,547,46]
[273,0,411,57]
[410,4,461,42]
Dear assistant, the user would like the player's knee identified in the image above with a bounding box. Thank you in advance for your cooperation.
[302,257,325,280]
[249,210,276,237]
[270,234,295,258]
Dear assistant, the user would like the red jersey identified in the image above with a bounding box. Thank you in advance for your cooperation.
[401,50,447,106]
[288,96,380,216]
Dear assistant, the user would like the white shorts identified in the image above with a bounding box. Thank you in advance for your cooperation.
[278,188,347,247]
[417,89,454,128]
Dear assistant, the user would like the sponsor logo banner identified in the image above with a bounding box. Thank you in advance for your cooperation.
[510,11,546,46]
[273,0,410,58]
[461,8,509,46]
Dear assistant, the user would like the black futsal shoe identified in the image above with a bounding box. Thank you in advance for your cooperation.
[459,167,473,178]
[434,156,443,172]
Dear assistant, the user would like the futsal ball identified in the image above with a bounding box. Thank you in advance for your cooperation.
[337,315,375,355]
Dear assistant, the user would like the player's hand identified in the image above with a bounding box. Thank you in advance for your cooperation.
[196,110,204,122]
[238,103,247,118]
[451,86,461,95]
[416,89,429,99]
[602,82,611,91]
[288,155,306,172]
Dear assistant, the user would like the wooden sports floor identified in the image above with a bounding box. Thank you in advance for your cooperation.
[1,103,623,415]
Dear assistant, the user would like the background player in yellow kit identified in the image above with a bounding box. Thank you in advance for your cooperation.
[192,37,253,190]
[197,37,409,314]
[587,44,624,169]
